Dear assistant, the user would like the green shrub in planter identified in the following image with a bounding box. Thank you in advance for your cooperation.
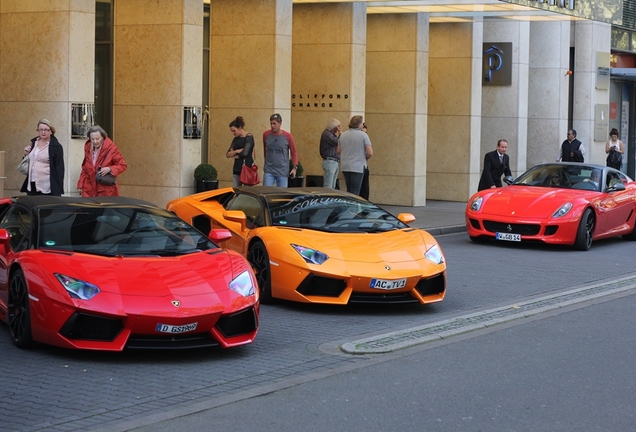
[194,163,218,181]
[288,160,304,177]
[288,161,304,188]
[194,163,218,192]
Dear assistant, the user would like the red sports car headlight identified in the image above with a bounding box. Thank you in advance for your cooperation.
[55,274,100,300]
[552,202,573,218]
[229,271,255,297]
[469,196,483,212]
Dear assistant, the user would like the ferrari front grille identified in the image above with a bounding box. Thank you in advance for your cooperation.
[216,307,258,338]
[126,333,219,350]
[59,312,123,341]
[296,275,347,297]
[469,218,481,229]
[544,226,559,236]
[415,274,445,297]
[483,220,540,235]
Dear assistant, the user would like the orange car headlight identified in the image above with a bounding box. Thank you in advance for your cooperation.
[291,244,329,265]
[425,244,444,265]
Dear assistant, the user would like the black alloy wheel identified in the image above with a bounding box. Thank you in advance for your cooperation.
[8,269,34,348]
[574,208,594,251]
[248,241,273,303]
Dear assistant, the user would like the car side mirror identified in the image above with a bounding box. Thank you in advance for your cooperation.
[0,229,10,255]
[397,213,416,224]
[607,183,626,192]
[208,229,232,243]
[222,210,247,231]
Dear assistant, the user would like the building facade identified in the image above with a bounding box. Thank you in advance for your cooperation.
[0,0,628,206]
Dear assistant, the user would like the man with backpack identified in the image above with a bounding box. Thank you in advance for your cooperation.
[557,129,585,162]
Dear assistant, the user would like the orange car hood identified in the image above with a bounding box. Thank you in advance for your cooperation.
[481,186,596,218]
[274,228,437,264]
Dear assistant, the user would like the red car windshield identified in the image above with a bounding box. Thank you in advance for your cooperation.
[37,206,215,256]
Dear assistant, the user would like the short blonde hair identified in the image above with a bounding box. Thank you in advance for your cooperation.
[37,119,56,135]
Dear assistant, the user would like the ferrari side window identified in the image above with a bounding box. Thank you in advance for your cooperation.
[0,206,31,252]
[607,172,621,188]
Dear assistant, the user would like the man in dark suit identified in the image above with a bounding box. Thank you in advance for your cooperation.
[478,139,512,191]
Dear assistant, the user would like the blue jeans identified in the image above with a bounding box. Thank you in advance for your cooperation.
[322,159,339,189]
[343,171,364,196]
[264,172,288,188]
[232,174,241,187]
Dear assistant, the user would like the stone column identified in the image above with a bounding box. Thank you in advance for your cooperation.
[527,21,571,167]
[572,21,612,164]
[113,0,202,204]
[366,13,429,206]
[209,0,292,186]
[481,20,529,180]
[428,21,483,201]
[290,2,367,186]
[0,1,95,196]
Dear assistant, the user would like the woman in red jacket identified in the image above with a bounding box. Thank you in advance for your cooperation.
[77,125,127,197]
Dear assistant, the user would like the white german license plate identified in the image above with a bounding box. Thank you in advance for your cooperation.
[369,278,407,290]
[155,322,198,333]
[495,232,521,242]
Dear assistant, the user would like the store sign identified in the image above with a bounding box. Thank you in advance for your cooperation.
[483,43,512,86]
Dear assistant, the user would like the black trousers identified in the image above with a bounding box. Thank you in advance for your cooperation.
[359,167,370,200]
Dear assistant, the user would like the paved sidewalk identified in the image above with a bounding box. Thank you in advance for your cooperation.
[381,200,467,235]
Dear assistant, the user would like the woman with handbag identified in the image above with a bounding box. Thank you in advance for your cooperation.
[20,119,65,196]
[605,128,624,170]
[77,125,127,197]
[226,116,258,186]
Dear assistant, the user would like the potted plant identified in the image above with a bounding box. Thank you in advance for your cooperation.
[288,160,304,188]
[194,163,219,192]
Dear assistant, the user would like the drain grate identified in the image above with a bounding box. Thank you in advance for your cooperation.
[340,276,636,354]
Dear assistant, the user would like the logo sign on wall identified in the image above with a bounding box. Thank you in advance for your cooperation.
[291,93,349,109]
[483,43,512,86]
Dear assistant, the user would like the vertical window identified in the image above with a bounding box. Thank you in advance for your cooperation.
[95,0,113,133]
[203,4,210,163]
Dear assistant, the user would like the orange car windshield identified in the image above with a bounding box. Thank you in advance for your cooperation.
[267,195,408,233]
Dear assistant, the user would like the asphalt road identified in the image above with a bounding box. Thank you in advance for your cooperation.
[3,232,636,431]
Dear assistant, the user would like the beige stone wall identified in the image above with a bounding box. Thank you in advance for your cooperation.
[209,0,292,188]
[0,1,95,196]
[113,0,202,206]
[572,20,612,165]
[527,21,571,167]
[481,20,530,180]
[291,2,366,183]
[428,21,483,201]
[366,13,429,206]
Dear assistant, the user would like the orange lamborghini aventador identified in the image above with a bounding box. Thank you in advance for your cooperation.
[167,187,446,305]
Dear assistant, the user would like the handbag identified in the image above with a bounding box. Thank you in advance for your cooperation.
[96,172,117,185]
[17,155,29,175]
[240,161,260,186]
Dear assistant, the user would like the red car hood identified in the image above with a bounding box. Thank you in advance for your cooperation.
[40,250,239,298]
[480,186,596,218]
[278,228,439,264]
